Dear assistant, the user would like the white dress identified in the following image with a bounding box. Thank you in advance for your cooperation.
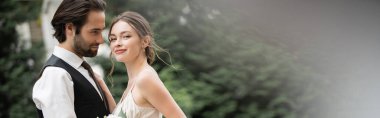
[110,86,162,118]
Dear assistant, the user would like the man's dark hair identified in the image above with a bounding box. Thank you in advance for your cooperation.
[51,0,106,43]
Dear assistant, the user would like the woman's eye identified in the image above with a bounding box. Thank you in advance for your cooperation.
[122,35,131,39]
[109,37,116,42]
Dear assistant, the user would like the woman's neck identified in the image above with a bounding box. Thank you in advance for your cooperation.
[124,54,148,81]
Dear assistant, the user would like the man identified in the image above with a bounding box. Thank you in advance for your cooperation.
[32,0,115,117]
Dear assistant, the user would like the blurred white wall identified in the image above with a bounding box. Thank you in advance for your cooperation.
[41,0,60,57]
[15,22,31,50]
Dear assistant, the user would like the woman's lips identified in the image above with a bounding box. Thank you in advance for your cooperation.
[114,49,127,54]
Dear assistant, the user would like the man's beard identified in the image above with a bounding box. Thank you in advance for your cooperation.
[73,34,98,57]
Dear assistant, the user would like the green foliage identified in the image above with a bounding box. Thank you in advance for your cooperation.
[0,41,45,118]
[0,0,43,56]
[0,0,41,22]
[158,66,194,114]
[0,0,43,118]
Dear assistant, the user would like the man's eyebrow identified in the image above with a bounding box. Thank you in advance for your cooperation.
[91,28,105,31]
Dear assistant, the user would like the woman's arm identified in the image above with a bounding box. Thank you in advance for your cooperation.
[138,72,186,118]
[95,74,116,113]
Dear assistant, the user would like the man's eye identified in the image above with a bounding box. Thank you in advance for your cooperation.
[92,31,100,34]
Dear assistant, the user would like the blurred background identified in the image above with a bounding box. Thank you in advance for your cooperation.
[1,0,380,118]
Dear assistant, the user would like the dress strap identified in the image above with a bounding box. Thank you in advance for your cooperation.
[129,80,137,93]
[119,79,138,104]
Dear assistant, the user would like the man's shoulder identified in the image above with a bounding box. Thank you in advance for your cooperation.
[43,66,68,72]
[39,66,71,79]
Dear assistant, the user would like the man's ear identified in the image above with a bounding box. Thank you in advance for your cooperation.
[141,36,151,48]
[65,23,76,39]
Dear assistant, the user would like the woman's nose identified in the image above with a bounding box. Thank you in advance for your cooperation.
[115,38,122,46]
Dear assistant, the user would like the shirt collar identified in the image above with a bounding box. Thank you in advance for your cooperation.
[52,46,84,69]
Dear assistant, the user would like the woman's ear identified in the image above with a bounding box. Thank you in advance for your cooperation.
[141,36,151,48]
[65,23,76,40]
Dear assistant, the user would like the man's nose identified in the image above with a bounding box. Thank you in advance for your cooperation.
[97,35,104,44]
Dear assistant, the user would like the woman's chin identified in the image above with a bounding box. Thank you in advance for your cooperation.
[114,57,127,62]
[115,58,123,62]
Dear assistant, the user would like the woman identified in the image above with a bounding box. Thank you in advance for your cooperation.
[107,11,186,118]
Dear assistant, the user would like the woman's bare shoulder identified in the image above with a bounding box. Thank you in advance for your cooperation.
[135,66,163,90]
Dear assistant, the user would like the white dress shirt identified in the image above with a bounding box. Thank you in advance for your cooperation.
[32,46,102,118]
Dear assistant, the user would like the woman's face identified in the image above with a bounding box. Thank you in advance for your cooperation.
[109,21,143,63]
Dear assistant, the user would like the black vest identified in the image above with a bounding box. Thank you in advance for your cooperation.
[36,55,109,118]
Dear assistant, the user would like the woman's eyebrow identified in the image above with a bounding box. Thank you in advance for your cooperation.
[120,31,131,35]
[109,31,131,37]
